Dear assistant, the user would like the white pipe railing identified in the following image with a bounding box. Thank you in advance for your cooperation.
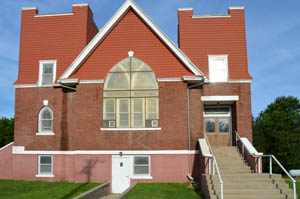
[235,131,297,199]
[204,134,224,199]
[262,155,297,199]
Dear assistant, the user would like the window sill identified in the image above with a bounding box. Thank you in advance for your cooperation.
[131,176,153,179]
[36,132,55,136]
[35,174,54,178]
[100,128,161,131]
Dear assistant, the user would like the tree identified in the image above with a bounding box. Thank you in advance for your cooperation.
[0,117,14,148]
[253,96,300,173]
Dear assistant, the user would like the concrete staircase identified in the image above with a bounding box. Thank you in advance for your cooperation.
[206,146,294,199]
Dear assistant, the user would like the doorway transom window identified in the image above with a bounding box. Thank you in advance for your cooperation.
[103,57,159,128]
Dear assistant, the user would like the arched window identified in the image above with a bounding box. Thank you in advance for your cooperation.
[39,107,53,132]
[103,57,159,128]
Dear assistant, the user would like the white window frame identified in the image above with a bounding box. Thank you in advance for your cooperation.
[38,60,57,86]
[132,155,151,178]
[36,155,54,178]
[37,107,54,135]
[208,55,228,82]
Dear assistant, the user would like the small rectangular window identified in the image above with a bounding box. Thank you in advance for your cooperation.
[205,119,216,133]
[133,156,150,175]
[38,155,53,175]
[208,55,228,82]
[39,60,56,86]
[219,118,229,133]
[204,107,230,115]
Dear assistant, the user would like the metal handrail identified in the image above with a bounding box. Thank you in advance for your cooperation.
[262,155,297,199]
[204,134,224,199]
[235,131,297,199]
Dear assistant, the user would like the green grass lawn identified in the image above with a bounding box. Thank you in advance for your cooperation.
[0,179,100,199]
[285,177,300,199]
[124,183,202,199]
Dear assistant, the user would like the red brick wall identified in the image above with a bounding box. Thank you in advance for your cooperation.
[14,82,252,151]
[14,82,190,151]
[15,5,98,85]
[71,9,194,80]
[178,8,251,80]
[189,82,252,146]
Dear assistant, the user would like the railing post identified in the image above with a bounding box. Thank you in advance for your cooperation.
[258,157,261,174]
[208,158,211,175]
[293,181,296,199]
[220,182,224,199]
[213,158,215,175]
[242,144,245,158]
[269,156,272,175]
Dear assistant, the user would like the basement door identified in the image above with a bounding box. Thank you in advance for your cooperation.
[204,106,231,146]
[112,157,130,193]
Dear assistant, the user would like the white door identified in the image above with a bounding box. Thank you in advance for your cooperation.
[112,157,130,193]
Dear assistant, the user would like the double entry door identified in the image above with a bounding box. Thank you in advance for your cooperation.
[204,106,231,146]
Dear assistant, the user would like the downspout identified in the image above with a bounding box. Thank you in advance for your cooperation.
[187,82,204,150]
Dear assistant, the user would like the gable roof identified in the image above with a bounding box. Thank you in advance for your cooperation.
[59,0,204,79]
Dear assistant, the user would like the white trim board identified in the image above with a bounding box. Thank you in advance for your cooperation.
[59,0,204,80]
[35,13,73,18]
[192,15,231,18]
[13,146,199,155]
[100,128,161,131]
[0,142,13,151]
[14,78,185,88]
[201,96,239,102]
[14,84,37,88]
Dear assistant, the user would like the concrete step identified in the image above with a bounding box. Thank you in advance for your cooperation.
[205,147,294,199]
[208,173,282,179]
[211,183,278,189]
[212,187,281,194]
[220,170,253,174]
[209,193,287,199]
[218,165,251,170]
[209,179,289,187]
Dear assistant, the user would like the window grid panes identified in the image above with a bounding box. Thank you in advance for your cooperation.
[205,119,216,133]
[42,63,54,85]
[103,57,159,128]
[133,156,150,175]
[39,107,53,132]
[39,155,52,175]
[219,118,229,133]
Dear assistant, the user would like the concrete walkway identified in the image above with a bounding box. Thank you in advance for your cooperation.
[98,194,122,199]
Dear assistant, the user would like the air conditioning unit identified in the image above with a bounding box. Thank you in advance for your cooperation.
[103,120,116,128]
[146,119,159,128]
[151,120,159,127]
[109,121,116,128]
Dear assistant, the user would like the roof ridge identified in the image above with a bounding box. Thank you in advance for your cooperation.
[59,0,205,79]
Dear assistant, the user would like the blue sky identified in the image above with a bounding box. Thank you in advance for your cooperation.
[0,0,299,118]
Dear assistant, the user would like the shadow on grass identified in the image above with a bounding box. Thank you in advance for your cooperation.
[59,159,99,199]
[59,183,89,199]
[194,185,204,198]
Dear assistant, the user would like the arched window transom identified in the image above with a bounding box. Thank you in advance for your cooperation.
[39,107,53,132]
[103,57,159,128]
